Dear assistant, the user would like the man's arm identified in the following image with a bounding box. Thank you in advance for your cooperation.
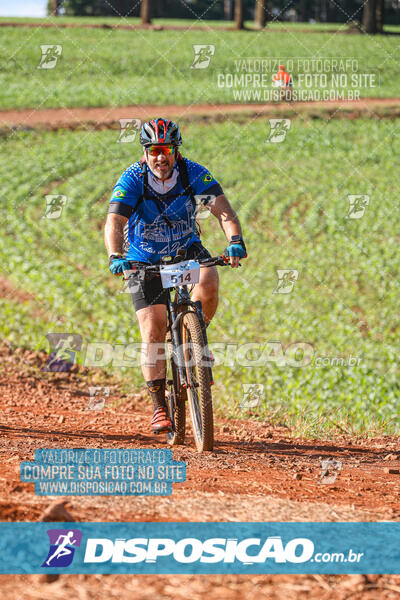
[104,212,128,257]
[209,194,245,268]
[209,194,242,240]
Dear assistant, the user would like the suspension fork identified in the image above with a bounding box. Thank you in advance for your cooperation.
[167,297,189,388]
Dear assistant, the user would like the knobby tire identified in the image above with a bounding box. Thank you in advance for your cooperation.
[181,311,214,452]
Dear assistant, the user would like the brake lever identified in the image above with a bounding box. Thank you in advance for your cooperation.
[221,255,241,267]
[122,266,138,280]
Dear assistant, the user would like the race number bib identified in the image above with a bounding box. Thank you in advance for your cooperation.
[160,260,200,289]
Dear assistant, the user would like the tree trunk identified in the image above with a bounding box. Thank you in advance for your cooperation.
[224,0,233,20]
[50,0,57,16]
[234,0,244,29]
[376,0,384,33]
[320,0,327,21]
[362,0,377,33]
[327,0,336,23]
[298,0,308,22]
[254,0,267,29]
[141,0,152,24]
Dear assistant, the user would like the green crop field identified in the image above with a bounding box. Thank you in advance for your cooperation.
[0,23,396,109]
[1,117,398,435]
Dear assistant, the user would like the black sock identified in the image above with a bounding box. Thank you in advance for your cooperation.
[146,379,166,411]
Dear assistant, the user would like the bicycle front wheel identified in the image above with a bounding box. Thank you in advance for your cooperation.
[181,311,213,452]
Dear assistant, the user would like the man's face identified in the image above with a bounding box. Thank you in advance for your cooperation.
[145,146,176,181]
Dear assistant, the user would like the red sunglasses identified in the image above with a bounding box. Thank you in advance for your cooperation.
[147,145,175,157]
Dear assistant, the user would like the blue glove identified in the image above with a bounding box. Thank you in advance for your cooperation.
[109,255,131,275]
[225,244,247,259]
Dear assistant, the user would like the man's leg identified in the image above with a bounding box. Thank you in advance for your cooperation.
[136,304,168,381]
[191,265,219,324]
[136,304,171,432]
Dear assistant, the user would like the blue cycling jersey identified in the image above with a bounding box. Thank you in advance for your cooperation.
[108,157,223,263]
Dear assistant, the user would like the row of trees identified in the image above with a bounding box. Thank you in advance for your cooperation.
[140,0,270,29]
[50,0,395,33]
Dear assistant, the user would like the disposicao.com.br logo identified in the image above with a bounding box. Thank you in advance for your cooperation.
[38,530,366,572]
[82,536,362,565]
[41,529,82,567]
[1,522,392,574]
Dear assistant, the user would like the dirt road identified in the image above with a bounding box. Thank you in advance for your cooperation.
[2,98,400,131]
[0,344,399,597]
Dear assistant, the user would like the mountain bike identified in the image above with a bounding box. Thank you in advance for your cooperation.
[123,254,228,452]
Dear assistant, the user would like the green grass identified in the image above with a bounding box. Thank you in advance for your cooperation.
[0,117,399,435]
[0,16,351,30]
[0,23,396,110]
[0,17,235,27]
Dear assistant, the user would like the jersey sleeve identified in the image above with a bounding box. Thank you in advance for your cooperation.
[186,160,224,202]
[108,163,142,218]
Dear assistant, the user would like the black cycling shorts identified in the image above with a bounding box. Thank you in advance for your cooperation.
[127,241,212,312]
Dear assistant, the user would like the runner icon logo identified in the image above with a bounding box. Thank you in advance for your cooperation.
[43,195,68,219]
[87,386,110,410]
[274,270,299,294]
[194,194,216,220]
[240,384,264,409]
[191,45,215,69]
[267,119,291,143]
[319,459,342,485]
[42,333,83,372]
[118,119,142,143]
[37,45,62,69]
[347,195,369,219]
[41,529,82,568]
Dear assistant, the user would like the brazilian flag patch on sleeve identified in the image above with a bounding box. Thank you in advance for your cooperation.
[114,189,127,199]
[201,173,214,184]
[110,188,128,202]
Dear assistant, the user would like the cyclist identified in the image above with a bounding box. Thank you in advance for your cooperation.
[104,118,246,434]
[272,65,293,101]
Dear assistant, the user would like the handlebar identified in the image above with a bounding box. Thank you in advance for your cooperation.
[123,255,229,280]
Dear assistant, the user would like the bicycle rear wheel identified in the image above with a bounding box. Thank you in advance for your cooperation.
[165,338,186,446]
[181,311,213,452]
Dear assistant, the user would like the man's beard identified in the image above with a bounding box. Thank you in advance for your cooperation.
[153,162,173,180]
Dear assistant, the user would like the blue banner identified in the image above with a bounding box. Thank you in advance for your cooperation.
[0,522,399,574]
